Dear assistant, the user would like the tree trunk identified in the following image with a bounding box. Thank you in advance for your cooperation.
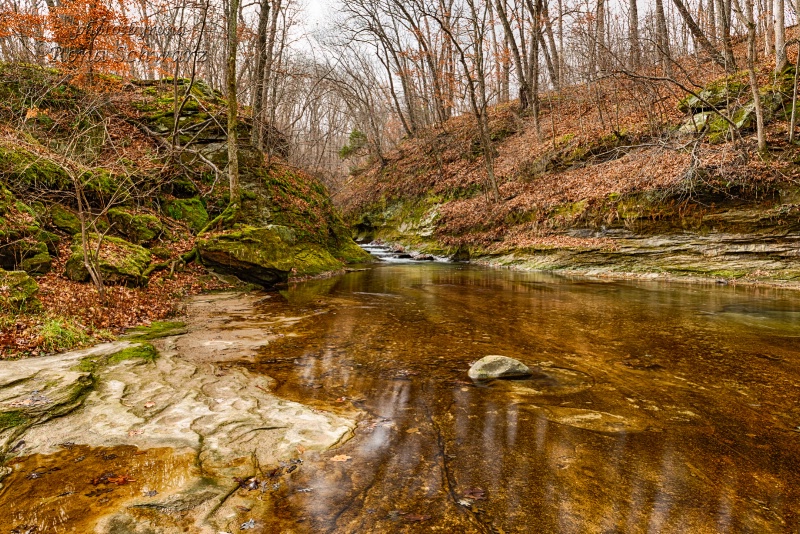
[595,0,606,73]
[494,0,530,109]
[628,0,641,69]
[226,0,240,207]
[774,0,787,71]
[736,0,767,150]
[671,0,729,69]
[709,0,717,42]
[655,0,672,74]
[252,0,270,150]
[716,0,736,68]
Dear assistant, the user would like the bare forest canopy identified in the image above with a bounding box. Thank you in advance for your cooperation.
[0,0,798,190]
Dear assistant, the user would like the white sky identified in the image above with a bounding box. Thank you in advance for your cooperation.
[303,0,336,30]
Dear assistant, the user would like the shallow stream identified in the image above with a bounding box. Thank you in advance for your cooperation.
[250,262,800,532]
[3,261,800,533]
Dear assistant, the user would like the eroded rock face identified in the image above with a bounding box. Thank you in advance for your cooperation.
[468,355,533,380]
[0,293,356,532]
[197,225,346,287]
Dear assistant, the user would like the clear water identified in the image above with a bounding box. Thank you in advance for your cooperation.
[248,263,800,533]
[3,262,799,533]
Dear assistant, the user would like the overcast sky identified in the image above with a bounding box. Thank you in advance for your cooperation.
[303,0,335,30]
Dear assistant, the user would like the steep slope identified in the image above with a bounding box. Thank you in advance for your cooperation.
[338,53,800,284]
[0,64,369,357]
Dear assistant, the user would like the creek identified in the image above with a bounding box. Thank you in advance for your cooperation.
[2,259,800,533]
[254,260,800,532]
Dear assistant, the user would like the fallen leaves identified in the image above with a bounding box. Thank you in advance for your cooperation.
[89,473,135,486]
[1,240,233,360]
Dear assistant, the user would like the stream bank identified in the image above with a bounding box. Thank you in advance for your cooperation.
[0,293,357,533]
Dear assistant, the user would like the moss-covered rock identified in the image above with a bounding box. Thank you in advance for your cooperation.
[50,203,82,234]
[0,268,42,311]
[678,80,747,113]
[197,225,345,287]
[164,197,208,233]
[0,186,53,274]
[65,234,152,286]
[124,321,187,341]
[107,207,163,244]
[20,248,52,274]
[164,177,200,198]
[0,145,71,190]
[335,238,374,264]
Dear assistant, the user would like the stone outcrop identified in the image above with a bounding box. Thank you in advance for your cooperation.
[197,225,350,286]
[65,234,152,286]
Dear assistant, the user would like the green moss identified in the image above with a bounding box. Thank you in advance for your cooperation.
[164,197,208,233]
[107,207,163,244]
[81,168,123,196]
[0,146,70,190]
[0,268,41,311]
[107,343,158,365]
[336,239,374,264]
[50,204,82,234]
[124,321,187,341]
[64,234,152,286]
[0,410,29,430]
[198,224,351,286]
[678,76,747,112]
[20,250,51,274]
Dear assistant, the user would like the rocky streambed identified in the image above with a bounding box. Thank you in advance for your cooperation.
[2,263,800,533]
[0,293,356,533]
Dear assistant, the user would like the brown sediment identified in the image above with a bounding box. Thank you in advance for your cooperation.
[0,445,196,533]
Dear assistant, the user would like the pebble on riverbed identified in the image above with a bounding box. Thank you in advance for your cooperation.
[468,355,532,380]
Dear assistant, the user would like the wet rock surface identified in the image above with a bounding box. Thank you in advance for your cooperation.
[3,265,800,533]
[467,355,533,380]
[0,293,356,533]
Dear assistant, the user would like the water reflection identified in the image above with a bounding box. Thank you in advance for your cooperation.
[254,264,800,532]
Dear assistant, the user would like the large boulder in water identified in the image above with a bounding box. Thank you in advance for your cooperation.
[468,355,532,380]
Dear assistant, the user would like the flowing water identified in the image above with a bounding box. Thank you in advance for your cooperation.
[4,260,800,533]
[242,260,800,533]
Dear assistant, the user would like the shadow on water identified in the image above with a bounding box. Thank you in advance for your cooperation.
[247,263,800,533]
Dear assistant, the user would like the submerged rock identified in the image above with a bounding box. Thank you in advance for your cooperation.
[468,355,532,380]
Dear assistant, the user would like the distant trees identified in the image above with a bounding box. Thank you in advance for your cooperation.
[0,0,796,194]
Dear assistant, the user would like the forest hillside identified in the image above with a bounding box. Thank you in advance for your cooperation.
[0,65,368,358]
[338,33,800,284]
